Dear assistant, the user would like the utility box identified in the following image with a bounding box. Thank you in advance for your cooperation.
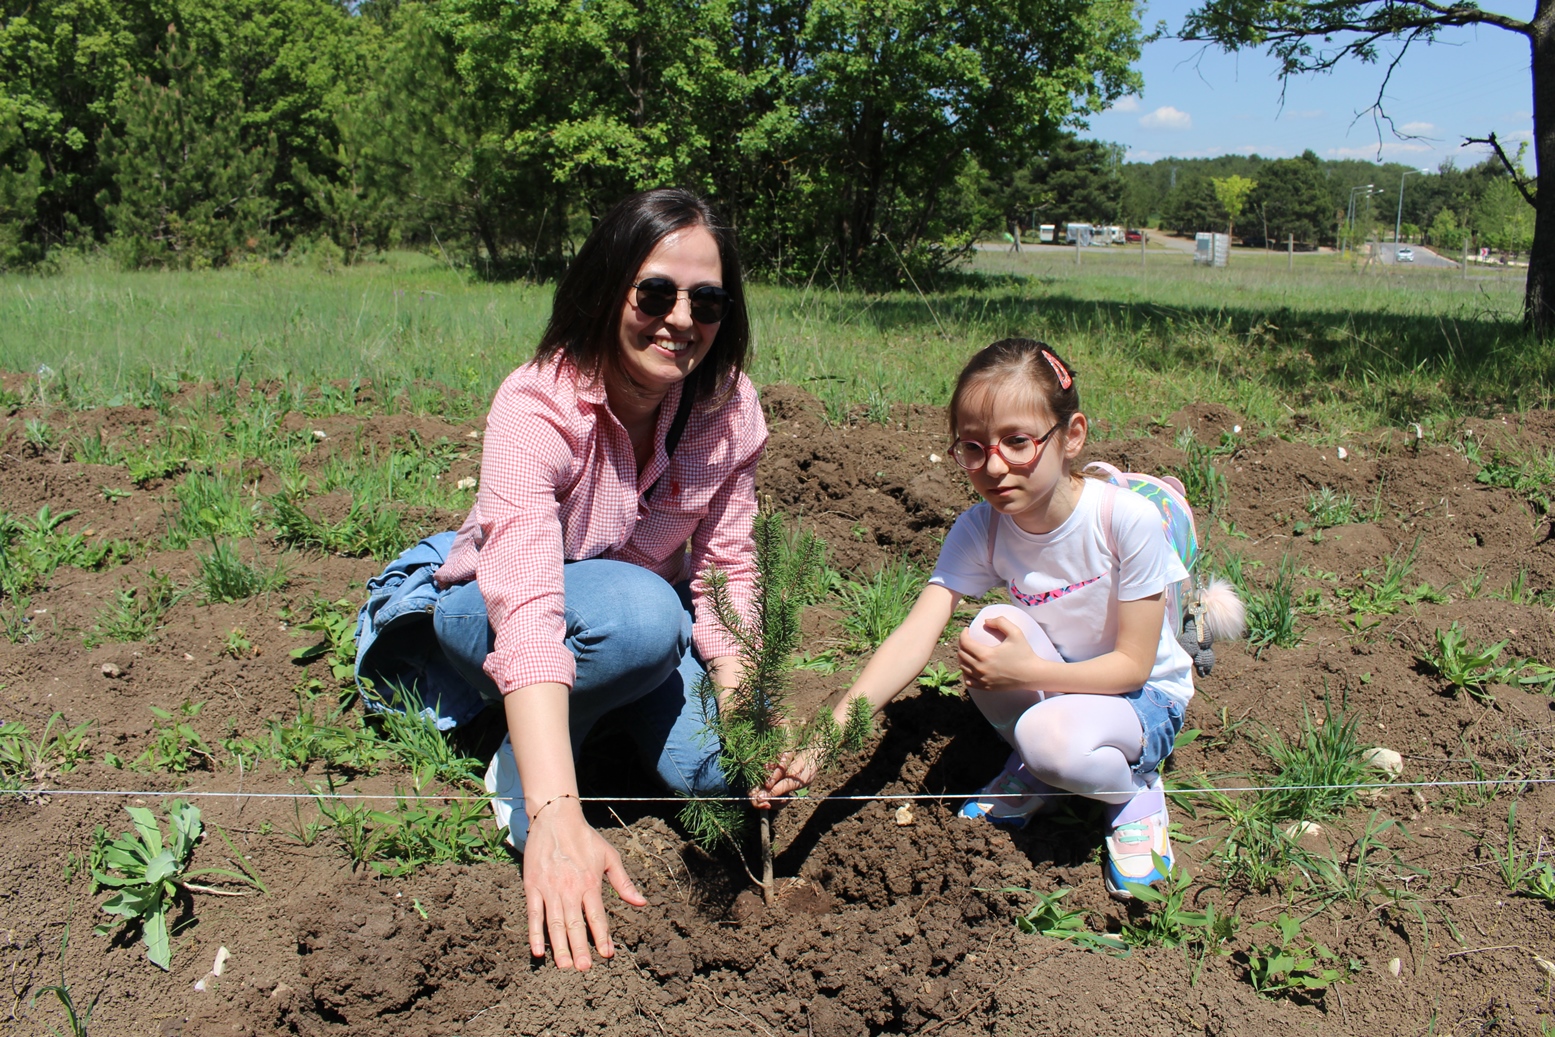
[1194,232,1229,267]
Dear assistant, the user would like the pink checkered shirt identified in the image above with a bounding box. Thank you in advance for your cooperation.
[434,358,767,693]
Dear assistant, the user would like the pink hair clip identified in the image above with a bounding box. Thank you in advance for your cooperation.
[1040,348,1072,390]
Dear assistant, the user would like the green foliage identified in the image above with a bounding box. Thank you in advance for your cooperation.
[165,471,260,549]
[1489,803,1555,904]
[1244,914,1353,998]
[364,796,509,877]
[1224,552,1300,652]
[1119,855,1216,950]
[198,539,288,603]
[1246,152,1331,245]
[371,687,484,790]
[93,800,261,969]
[837,560,926,654]
[0,713,93,789]
[29,927,100,1037]
[1260,697,1370,823]
[102,31,278,269]
[1005,886,1129,954]
[916,662,961,696]
[1474,448,1555,519]
[1170,428,1229,515]
[269,493,412,560]
[1210,175,1258,237]
[1297,487,1356,532]
[1417,622,1555,703]
[289,598,361,689]
[83,571,181,647]
[1336,540,1444,616]
[1,506,132,598]
[841,696,874,751]
[134,701,214,773]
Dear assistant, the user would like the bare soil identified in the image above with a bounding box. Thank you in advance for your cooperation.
[5,382,1555,1036]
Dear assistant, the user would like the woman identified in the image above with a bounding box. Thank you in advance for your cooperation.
[356,189,765,971]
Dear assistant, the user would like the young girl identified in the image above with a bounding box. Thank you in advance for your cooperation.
[759,338,1209,898]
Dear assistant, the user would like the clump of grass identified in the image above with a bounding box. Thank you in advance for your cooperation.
[1416,622,1555,703]
[1244,913,1355,999]
[1170,428,1229,515]
[1296,487,1356,533]
[1221,552,1301,652]
[269,493,413,560]
[198,538,288,602]
[133,700,214,773]
[1337,539,1447,615]
[1259,698,1371,823]
[836,559,925,653]
[83,570,182,647]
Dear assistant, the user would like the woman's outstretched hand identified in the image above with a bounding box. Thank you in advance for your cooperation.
[751,747,822,808]
[522,798,647,971]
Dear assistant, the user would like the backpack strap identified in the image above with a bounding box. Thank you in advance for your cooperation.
[1099,482,1120,563]
[643,386,695,503]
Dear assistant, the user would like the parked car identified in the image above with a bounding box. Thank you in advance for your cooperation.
[1125,229,1143,243]
[1397,247,1414,263]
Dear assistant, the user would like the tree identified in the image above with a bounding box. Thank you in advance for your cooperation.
[1428,206,1461,249]
[1180,0,1550,335]
[1211,174,1257,246]
[100,32,278,268]
[1160,176,1221,236]
[1248,151,1330,245]
[1477,178,1536,256]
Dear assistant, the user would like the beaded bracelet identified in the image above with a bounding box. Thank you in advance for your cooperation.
[528,792,579,825]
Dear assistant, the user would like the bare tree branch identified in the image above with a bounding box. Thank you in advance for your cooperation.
[1464,132,1538,207]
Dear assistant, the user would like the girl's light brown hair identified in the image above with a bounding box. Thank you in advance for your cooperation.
[947,338,1081,451]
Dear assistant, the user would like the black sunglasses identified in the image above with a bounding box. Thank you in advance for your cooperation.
[631,277,732,325]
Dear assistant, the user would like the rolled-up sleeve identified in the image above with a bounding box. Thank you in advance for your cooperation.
[472,381,580,692]
[686,396,767,661]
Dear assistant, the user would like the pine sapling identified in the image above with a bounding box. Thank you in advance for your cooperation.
[683,510,841,905]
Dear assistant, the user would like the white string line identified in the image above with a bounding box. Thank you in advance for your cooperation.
[0,775,1546,804]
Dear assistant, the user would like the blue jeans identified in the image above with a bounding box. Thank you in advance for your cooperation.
[1125,685,1186,782]
[432,559,728,798]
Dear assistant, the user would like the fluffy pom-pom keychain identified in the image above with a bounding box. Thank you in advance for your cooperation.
[1177,577,1246,677]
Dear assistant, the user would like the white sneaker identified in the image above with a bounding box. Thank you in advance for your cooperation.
[485,735,529,851]
[1103,781,1172,900]
[958,752,1061,829]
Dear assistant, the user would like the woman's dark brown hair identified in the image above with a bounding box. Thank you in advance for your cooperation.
[947,339,1082,465]
[534,188,749,409]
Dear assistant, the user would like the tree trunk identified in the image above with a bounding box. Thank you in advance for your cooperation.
[1527,12,1555,336]
[759,811,774,905]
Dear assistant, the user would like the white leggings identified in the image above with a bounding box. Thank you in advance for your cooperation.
[1011,694,1143,805]
[965,605,1145,805]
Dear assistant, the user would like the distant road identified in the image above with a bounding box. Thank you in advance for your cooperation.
[1376,244,1459,269]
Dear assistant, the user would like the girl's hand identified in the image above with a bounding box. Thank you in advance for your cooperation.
[957,615,1042,691]
[522,798,648,971]
[751,747,823,808]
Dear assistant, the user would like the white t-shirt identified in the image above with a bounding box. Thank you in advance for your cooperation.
[928,478,1196,705]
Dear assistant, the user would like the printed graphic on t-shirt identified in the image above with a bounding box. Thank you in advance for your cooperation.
[1009,573,1104,607]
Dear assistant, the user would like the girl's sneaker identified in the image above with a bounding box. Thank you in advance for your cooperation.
[1103,780,1172,900]
[958,752,1061,829]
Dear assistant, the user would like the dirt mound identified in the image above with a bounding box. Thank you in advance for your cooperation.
[5,383,1555,1036]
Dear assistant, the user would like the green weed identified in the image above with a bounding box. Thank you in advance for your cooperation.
[0,713,93,788]
[198,538,288,603]
[1244,913,1354,998]
[1170,428,1230,515]
[164,470,260,548]
[29,926,100,1037]
[916,661,961,696]
[223,627,253,658]
[1474,448,1555,520]
[372,689,484,790]
[837,559,925,653]
[1489,803,1555,904]
[1296,487,1357,533]
[1119,855,1216,950]
[1003,886,1129,954]
[1234,552,1301,652]
[289,598,361,689]
[134,701,214,773]
[269,492,413,560]
[1259,698,1370,822]
[366,795,510,877]
[1338,539,1447,615]
[93,800,262,969]
[83,571,181,647]
[1417,623,1524,703]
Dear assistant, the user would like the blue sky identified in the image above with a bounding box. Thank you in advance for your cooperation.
[1087,0,1532,171]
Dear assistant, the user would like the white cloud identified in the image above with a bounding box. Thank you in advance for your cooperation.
[1139,106,1193,131]
[1111,96,1141,113]
[1399,121,1437,135]
[1327,142,1433,159]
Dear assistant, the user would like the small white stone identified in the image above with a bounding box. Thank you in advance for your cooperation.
[212,946,230,976]
[312,430,327,440]
[1337,447,1349,460]
[928,453,941,464]
[1388,957,1402,978]
[894,804,915,826]
[1361,747,1404,778]
[1284,820,1322,839]
[1232,425,1241,434]
[457,477,478,491]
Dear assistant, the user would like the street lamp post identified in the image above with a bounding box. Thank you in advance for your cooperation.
[1346,184,1375,255]
[1394,168,1431,246]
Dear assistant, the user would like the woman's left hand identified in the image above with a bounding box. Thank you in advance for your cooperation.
[957,616,1042,691]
